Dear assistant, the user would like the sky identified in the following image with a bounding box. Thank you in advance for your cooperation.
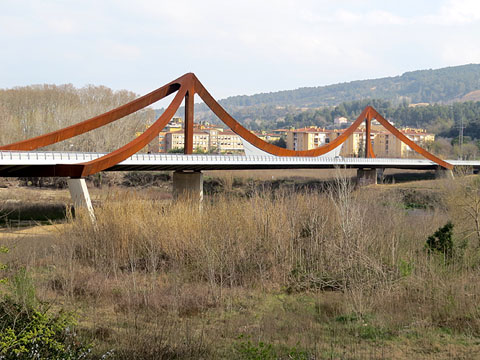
[1,0,480,100]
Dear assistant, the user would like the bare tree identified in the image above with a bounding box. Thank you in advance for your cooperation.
[0,84,156,152]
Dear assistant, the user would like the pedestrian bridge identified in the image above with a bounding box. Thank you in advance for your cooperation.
[0,73,454,178]
[0,72,473,218]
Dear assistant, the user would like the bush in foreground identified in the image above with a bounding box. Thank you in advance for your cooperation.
[0,270,95,360]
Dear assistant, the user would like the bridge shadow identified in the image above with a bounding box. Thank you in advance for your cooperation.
[0,203,69,227]
[204,176,356,197]
[382,170,436,184]
[204,170,439,196]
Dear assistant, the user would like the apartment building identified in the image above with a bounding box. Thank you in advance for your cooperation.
[373,128,434,157]
[164,130,210,153]
[286,126,434,158]
[286,127,364,157]
[286,127,330,151]
[159,128,244,153]
[216,130,244,152]
[254,131,282,143]
[328,130,366,157]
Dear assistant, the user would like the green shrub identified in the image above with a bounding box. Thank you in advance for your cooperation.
[425,221,454,260]
[0,269,96,359]
[0,246,7,285]
[233,336,309,360]
[234,338,276,360]
[398,259,413,277]
[0,298,94,359]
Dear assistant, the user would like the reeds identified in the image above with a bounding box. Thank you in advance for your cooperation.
[62,176,459,316]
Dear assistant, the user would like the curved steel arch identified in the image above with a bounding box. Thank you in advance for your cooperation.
[365,106,451,169]
[0,73,452,176]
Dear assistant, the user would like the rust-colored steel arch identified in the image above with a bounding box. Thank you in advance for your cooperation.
[364,106,452,169]
[0,73,452,176]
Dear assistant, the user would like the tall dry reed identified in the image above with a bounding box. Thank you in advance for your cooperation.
[63,179,449,307]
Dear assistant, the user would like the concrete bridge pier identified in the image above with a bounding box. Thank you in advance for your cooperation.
[173,170,204,203]
[356,168,377,186]
[377,168,385,184]
[435,167,454,179]
[67,178,95,222]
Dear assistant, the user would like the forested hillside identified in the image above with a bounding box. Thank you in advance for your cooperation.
[195,97,480,138]
[278,100,480,135]
[220,64,480,107]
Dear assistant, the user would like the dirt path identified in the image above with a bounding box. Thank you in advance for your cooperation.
[0,223,66,239]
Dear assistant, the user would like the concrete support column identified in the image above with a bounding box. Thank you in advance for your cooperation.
[377,168,385,184]
[356,168,377,186]
[435,167,454,179]
[173,171,203,203]
[68,178,95,221]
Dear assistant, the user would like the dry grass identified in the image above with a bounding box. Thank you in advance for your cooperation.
[2,174,480,358]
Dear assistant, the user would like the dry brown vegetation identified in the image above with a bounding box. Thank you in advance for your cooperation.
[2,173,480,358]
[0,84,155,151]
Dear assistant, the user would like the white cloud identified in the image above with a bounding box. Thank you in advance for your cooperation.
[46,18,76,34]
[367,10,408,25]
[440,38,480,64]
[104,42,142,60]
[335,9,408,25]
[0,14,36,36]
[424,0,480,25]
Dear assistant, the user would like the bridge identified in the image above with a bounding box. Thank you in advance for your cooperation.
[0,73,476,218]
[0,151,477,174]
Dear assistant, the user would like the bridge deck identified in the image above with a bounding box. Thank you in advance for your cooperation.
[0,151,477,177]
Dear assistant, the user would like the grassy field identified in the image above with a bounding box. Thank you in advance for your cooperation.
[1,170,480,359]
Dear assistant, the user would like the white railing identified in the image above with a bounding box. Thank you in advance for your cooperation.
[1,150,477,167]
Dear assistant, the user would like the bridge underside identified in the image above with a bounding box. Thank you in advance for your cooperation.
[0,164,441,177]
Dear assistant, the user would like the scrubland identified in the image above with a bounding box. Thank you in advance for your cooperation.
[2,171,480,359]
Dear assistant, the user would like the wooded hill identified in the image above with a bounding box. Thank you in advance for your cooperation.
[219,64,480,107]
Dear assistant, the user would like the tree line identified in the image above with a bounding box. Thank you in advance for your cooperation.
[0,84,155,152]
[278,99,480,135]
